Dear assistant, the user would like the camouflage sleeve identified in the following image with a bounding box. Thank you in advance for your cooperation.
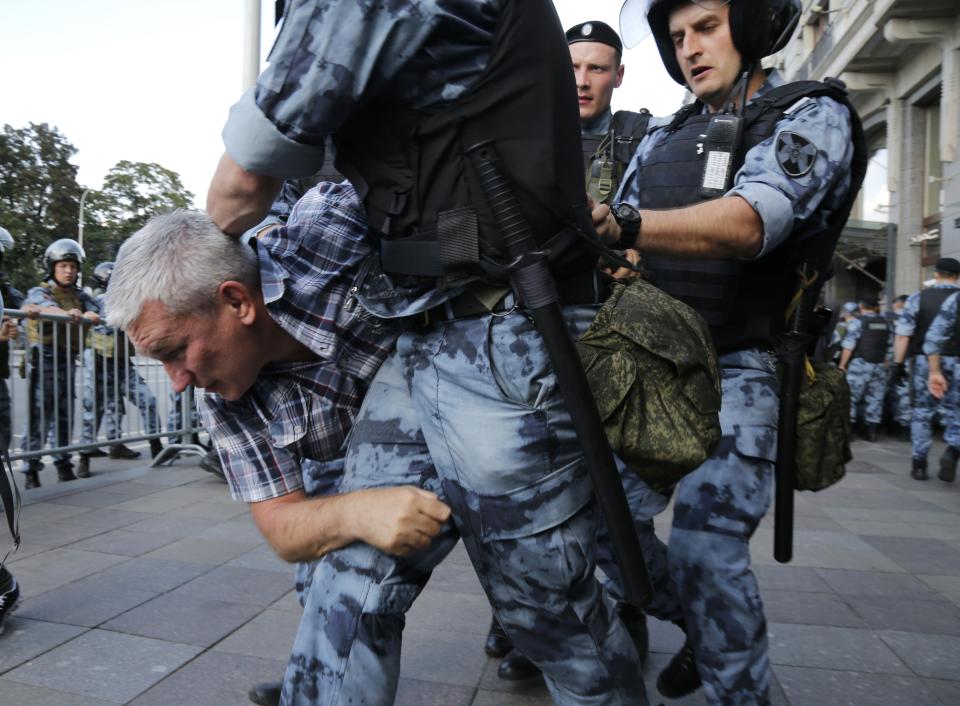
[895,292,921,337]
[728,97,853,260]
[840,317,862,351]
[923,293,959,356]
[222,0,498,178]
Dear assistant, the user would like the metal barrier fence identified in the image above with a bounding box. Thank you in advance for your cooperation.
[2,309,204,470]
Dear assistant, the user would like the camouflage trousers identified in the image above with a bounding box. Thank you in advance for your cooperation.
[846,358,887,425]
[22,347,76,468]
[282,306,645,706]
[81,350,160,444]
[614,349,779,706]
[912,355,960,458]
[893,361,912,426]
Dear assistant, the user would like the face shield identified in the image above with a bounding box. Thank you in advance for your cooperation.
[619,0,732,48]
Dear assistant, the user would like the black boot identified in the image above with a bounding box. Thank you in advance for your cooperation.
[939,446,959,482]
[56,462,77,483]
[484,617,512,658]
[149,438,164,458]
[108,443,141,460]
[617,602,649,665]
[23,469,40,489]
[247,681,282,706]
[657,638,701,699]
[866,423,879,442]
[911,457,929,481]
[84,447,108,458]
[77,455,91,479]
[497,649,541,681]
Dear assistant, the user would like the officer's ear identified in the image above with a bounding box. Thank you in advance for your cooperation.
[218,280,257,326]
[615,62,625,89]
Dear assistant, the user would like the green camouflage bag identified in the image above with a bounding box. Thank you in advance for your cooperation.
[794,362,851,491]
[577,279,722,493]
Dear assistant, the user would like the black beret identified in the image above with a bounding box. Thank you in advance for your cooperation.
[936,257,960,275]
[566,21,623,54]
[859,295,879,309]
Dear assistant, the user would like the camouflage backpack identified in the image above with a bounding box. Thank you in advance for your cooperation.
[577,278,722,493]
[794,362,851,491]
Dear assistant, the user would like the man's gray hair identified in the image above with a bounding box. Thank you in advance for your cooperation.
[106,210,260,329]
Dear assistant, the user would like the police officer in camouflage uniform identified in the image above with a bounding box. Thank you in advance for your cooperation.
[922,288,960,482]
[568,21,651,208]
[20,239,99,488]
[595,0,861,703]
[892,258,960,481]
[838,296,889,441]
[207,0,648,704]
[490,20,653,684]
[78,262,162,478]
[890,294,912,437]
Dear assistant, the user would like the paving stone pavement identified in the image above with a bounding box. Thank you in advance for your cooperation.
[1,435,960,705]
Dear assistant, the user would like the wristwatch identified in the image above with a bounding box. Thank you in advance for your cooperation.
[611,203,641,249]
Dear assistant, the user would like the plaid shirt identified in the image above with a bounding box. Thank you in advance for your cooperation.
[198,182,400,502]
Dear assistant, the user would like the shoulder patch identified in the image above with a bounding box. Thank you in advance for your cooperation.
[776,131,817,178]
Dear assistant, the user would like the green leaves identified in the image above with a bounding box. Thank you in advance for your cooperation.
[0,124,194,293]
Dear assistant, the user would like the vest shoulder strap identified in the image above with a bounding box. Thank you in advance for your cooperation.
[611,109,651,142]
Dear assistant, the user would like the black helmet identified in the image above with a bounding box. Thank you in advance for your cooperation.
[621,0,800,85]
[92,261,115,289]
[43,238,85,277]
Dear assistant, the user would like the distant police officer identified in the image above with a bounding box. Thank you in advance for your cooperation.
[21,239,99,488]
[893,258,960,480]
[923,288,960,482]
[829,301,860,363]
[596,0,863,703]
[78,262,162,478]
[888,294,911,438]
[838,296,889,441]
[568,20,651,205]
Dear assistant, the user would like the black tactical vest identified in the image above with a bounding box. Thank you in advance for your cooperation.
[333,0,595,284]
[633,79,866,354]
[853,314,889,363]
[582,109,651,205]
[911,287,960,357]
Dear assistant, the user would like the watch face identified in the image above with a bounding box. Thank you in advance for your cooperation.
[615,203,639,222]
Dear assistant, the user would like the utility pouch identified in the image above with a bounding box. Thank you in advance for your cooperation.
[793,362,851,491]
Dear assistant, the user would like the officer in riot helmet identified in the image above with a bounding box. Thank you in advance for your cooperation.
[596,0,864,703]
[20,239,99,488]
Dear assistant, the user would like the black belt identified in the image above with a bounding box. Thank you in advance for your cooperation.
[423,269,611,325]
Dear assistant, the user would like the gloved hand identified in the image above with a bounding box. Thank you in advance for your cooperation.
[893,362,908,386]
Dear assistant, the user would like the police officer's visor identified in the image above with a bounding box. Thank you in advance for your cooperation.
[619,0,731,48]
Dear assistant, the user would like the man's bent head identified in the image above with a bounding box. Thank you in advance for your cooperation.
[108,211,265,400]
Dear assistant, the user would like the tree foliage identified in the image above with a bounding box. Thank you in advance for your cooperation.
[0,123,81,291]
[0,124,194,294]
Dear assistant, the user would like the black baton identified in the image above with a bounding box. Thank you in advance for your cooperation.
[466,141,653,607]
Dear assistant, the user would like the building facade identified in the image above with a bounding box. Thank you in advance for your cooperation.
[779,0,960,303]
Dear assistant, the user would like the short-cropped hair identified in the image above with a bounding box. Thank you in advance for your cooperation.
[106,210,259,329]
